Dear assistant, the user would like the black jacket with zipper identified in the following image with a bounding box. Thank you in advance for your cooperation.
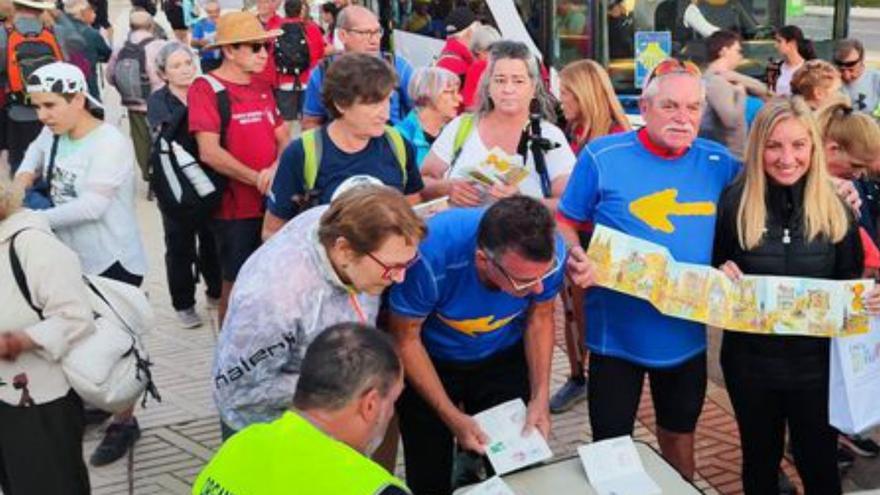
[712,178,863,389]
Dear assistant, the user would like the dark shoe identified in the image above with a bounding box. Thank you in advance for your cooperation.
[837,446,856,471]
[90,418,141,467]
[778,470,798,495]
[84,407,113,426]
[840,433,880,458]
[549,377,588,414]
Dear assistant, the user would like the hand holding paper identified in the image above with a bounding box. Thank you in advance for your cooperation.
[474,399,553,475]
[523,398,551,440]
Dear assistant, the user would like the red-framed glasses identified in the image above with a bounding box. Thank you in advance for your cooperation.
[365,251,420,280]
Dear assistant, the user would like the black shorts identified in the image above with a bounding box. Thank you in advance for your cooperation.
[211,218,262,282]
[588,352,707,438]
[274,89,301,121]
[163,3,186,30]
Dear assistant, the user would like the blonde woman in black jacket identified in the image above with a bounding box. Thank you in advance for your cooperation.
[712,96,880,495]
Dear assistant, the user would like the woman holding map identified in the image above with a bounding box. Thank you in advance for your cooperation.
[712,96,880,495]
[419,40,575,210]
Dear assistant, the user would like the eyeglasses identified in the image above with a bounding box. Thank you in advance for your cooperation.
[646,58,701,86]
[833,58,862,69]
[235,42,271,53]
[365,251,420,280]
[345,27,384,39]
[484,250,561,292]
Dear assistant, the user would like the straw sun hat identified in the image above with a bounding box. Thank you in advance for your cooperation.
[206,11,282,50]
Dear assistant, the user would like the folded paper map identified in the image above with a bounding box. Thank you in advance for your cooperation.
[587,224,872,337]
[466,148,530,187]
[474,399,553,475]
[413,196,450,219]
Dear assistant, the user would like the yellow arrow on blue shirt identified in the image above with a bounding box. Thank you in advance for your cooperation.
[629,188,716,233]
[437,313,520,337]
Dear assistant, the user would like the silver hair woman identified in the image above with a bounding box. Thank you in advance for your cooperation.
[395,66,462,168]
[420,40,576,209]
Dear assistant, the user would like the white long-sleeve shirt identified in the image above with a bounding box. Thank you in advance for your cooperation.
[16,124,147,276]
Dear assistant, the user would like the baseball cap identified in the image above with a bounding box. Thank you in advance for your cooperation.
[26,62,103,109]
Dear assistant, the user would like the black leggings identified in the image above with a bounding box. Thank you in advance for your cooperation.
[162,213,222,310]
[724,369,840,495]
[0,390,89,495]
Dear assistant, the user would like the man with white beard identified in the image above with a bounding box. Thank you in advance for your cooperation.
[192,323,411,494]
[559,59,739,481]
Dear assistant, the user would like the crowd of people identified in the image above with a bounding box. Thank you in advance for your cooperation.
[0,0,879,494]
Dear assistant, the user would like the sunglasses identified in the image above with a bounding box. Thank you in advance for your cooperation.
[366,251,420,280]
[484,250,561,292]
[833,58,862,69]
[646,58,701,86]
[345,27,384,39]
[235,42,271,53]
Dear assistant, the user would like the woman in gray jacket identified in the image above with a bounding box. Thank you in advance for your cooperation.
[0,174,95,494]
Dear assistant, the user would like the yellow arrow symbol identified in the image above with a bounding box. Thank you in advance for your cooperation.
[628,188,716,233]
[437,313,520,337]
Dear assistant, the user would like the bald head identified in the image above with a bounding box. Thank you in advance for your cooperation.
[337,5,381,54]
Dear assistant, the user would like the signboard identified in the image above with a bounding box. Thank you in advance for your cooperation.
[634,31,671,88]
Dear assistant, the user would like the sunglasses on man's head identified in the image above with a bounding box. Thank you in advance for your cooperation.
[647,58,701,83]
[235,41,271,53]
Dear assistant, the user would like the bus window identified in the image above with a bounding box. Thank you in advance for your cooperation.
[556,1,594,65]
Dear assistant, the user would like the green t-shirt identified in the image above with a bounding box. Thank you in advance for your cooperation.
[192,411,410,495]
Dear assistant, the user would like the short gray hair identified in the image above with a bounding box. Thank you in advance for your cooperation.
[641,70,705,102]
[476,40,555,120]
[336,4,375,30]
[469,25,500,54]
[408,66,459,108]
[155,41,195,75]
[293,323,401,411]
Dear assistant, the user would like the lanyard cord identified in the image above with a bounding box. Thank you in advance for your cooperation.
[348,291,367,324]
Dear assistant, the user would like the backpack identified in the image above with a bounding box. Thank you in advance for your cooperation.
[293,126,407,210]
[274,21,312,85]
[111,36,155,107]
[9,230,161,412]
[150,75,231,224]
[6,27,63,99]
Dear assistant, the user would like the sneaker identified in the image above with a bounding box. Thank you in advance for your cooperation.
[777,470,798,495]
[840,433,880,458]
[90,418,141,467]
[176,307,203,329]
[837,446,856,470]
[549,377,588,414]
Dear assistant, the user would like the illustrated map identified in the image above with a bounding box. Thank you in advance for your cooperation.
[587,224,872,337]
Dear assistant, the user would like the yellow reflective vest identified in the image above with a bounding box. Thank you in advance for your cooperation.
[192,411,410,495]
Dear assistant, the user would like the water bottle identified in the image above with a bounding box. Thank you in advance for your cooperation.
[172,141,216,197]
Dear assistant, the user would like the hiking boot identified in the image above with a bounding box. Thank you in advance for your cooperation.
[549,377,588,414]
[837,446,856,470]
[90,418,141,467]
[176,307,203,329]
[840,433,880,458]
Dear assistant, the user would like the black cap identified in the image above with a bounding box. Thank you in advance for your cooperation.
[445,7,477,35]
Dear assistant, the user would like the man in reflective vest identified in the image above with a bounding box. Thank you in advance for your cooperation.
[192,322,410,495]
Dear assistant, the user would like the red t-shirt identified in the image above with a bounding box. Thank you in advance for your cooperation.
[461,58,486,110]
[253,14,284,88]
[436,38,473,77]
[188,75,282,220]
[276,17,325,88]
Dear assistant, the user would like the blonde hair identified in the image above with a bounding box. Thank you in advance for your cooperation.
[790,59,840,103]
[559,59,631,148]
[737,96,849,250]
[0,171,23,221]
[816,95,880,166]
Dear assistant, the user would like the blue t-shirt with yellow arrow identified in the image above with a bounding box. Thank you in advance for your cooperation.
[559,130,740,367]
[390,207,566,363]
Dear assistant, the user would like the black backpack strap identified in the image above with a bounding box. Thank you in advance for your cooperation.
[45,134,60,187]
[8,229,44,319]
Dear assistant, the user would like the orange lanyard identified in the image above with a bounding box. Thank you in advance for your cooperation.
[348,291,367,324]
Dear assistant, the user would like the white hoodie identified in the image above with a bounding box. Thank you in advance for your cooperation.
[0,210,94,405]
